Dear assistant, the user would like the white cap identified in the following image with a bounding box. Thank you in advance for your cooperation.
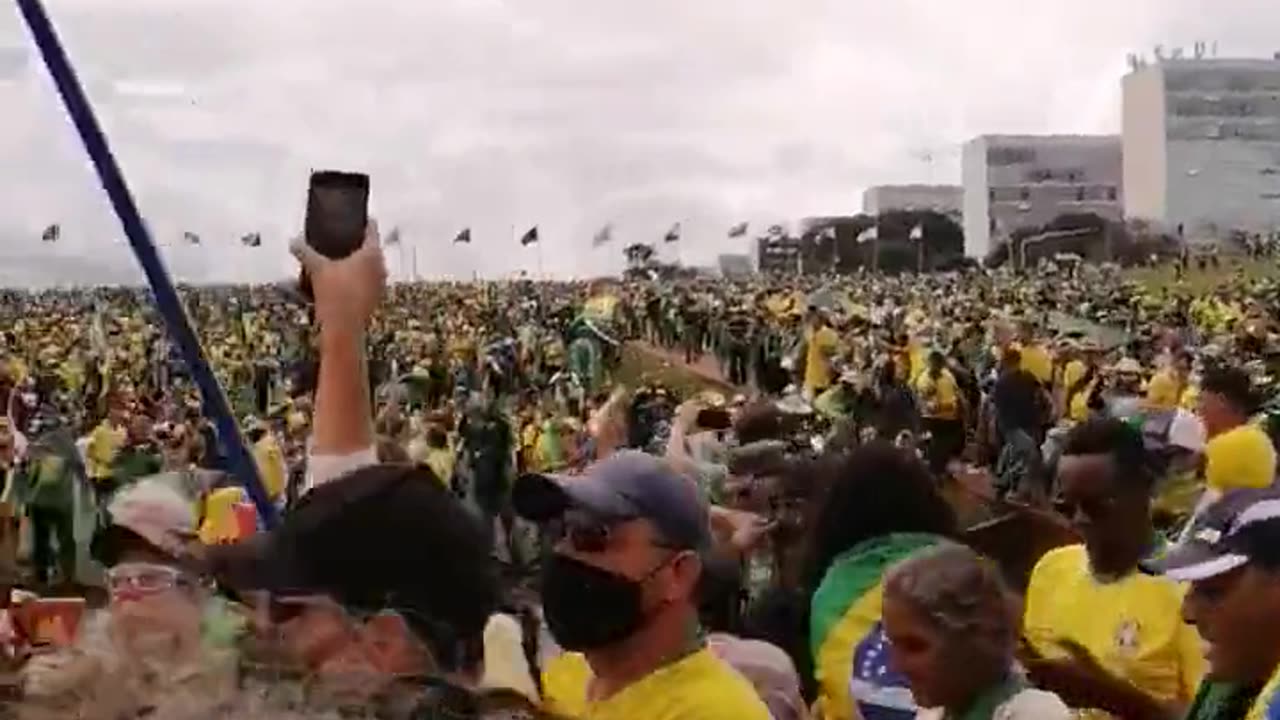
[105,479,197,559]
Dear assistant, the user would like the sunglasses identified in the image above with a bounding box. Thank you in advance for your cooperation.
[563,514,684,554]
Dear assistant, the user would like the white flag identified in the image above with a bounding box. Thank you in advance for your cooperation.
[856,226,878,244]
[909,224,924,241]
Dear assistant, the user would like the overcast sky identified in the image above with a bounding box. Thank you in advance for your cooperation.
[1,0,1277,284]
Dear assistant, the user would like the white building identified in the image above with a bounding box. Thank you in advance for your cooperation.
[1123,57,1280,243]
[862,185,962,218]
[962,135,1123,258]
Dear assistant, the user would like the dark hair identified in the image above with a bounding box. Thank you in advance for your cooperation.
[1060,418,1154,492]
[697,550,746,634]
[801,443,956,591]
[1201,366,1259,417]
[376,437,410,462]
[269,464,498,672]
[734,402,785,445]
[426,426,449,448]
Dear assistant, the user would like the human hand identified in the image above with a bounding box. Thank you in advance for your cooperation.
[950,462,996,501]
[1019,637,1125,712]
[712,506,776,554]
[674,400,704,433]
[292,220,386,337]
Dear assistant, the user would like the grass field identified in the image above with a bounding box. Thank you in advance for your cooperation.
[1125,257,1279,294]
[615,343,735,397]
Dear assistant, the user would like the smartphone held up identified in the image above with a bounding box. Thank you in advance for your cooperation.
[298,170,370,299]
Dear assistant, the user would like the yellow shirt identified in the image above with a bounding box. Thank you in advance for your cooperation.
[804,326,840,394]
[1020,343,1054,385]
[1203,423,1277,493]
[425,447,455,486]
[86,421,126,481]
[1060,359,1085,401]
[907,340,927,384]
[252,434,286,501]
[1180,384,1199,412]
[916,369,959,420]
[1146,370,1182,412]
[1245,662,1280,720]
[1024,545,1205,719]
[542,649,770,720]
[199,487,249,545]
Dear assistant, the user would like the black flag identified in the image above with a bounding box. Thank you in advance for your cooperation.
[520,226,539,246]
[240,232,262,247]
[41,223,60,242]
[664,222,681,243]
[183,231,201,245]
[454,228,471,244]
[385,227,402,246]
[727,222,748,238]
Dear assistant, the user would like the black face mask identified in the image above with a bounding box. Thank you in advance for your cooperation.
[541,553,653,652]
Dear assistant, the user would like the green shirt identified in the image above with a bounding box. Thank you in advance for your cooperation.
[1184,680,1261,720]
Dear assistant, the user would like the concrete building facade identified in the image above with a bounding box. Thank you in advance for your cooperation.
[862,184,962,218]
[962,135,1123,258]
[717,253,754,277]
[1123,58,1280,243]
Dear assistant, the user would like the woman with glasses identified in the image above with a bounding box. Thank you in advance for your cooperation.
[21,479,243,720]
[882,542,1069,719]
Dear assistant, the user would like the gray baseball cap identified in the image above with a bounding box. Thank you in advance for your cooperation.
[514,450,711,551]
[1142,488,1280,582]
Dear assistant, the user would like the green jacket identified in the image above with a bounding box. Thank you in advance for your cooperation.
[24,455,76,511]
[111,445,163,487]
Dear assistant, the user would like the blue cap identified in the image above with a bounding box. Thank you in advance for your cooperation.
[514,450,711,550]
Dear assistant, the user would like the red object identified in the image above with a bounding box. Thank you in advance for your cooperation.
[15,598,86,647]
[233,502,258,539]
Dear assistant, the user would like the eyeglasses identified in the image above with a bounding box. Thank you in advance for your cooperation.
[105,562,194,600]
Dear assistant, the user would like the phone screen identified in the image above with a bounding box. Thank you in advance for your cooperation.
[696,407,733,431]
[304,170,370,260]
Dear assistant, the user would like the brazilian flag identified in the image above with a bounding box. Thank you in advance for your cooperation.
[810,533,943,720]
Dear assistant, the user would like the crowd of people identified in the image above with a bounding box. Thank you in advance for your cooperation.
[0,225,1278,719]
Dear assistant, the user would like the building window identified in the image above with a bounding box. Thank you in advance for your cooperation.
[1107,186,1118,201]
[1075,187,1086,202]
[1019,188,1030,202]
[988,189,996,202]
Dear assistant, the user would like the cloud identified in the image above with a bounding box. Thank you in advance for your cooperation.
[1,0,1277,283]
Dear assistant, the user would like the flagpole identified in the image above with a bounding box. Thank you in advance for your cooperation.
[16,0,274,527]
